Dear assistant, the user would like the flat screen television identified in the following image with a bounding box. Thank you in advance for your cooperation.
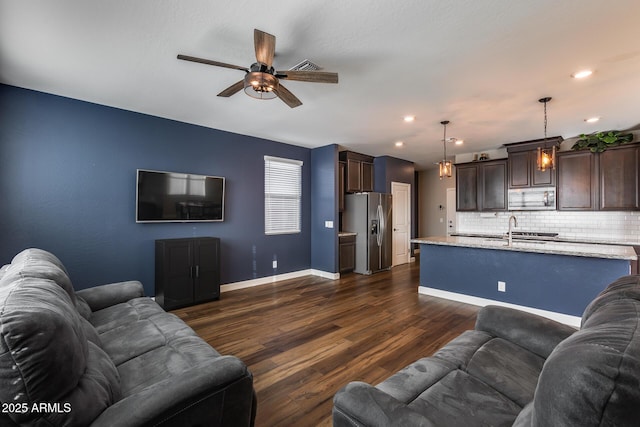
[136,169,225,223]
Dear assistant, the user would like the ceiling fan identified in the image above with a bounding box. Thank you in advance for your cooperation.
[177,29,339,108]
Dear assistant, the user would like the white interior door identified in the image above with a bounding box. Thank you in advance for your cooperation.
[446,188,456,235]
[391,182,411,266]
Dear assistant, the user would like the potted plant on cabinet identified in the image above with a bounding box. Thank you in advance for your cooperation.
[571,130,634,152]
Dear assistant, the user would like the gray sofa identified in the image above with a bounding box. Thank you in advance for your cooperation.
[333,275,640,426]
[0,248,256,426]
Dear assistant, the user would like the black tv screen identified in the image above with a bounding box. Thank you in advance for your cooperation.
[136,169,225,222]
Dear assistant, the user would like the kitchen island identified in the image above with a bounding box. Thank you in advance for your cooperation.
[411,236,637,325]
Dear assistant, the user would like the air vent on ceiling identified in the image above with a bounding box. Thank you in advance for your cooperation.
[289,59,321,71]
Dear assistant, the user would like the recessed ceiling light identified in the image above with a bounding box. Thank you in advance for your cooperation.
[585,117,600,123]
[395,141,404,147]
[572,69,593,79]
[455,139,464,145]
[403,115,415,123]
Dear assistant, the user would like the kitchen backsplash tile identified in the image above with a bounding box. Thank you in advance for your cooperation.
[456,211,640,244]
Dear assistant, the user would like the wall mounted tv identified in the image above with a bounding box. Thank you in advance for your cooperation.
[136,169,225,223]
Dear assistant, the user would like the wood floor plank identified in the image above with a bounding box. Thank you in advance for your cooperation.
[172,261,479,426]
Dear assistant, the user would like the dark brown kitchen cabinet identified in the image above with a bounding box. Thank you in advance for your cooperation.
[508,150,556,188]
[456,163,479,211]
[339,234,356,274]
[557,151,598,210]
[598,145,640,210]
[340,151,374,193]
[339,161,346,212]
[155,237,220,310]
[456,159,507,211]
[481,160,508,211]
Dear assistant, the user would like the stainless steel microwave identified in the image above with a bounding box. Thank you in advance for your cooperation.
[507,187,556,210]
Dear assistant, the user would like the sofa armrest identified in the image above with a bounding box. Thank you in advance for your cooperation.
[76,280,145,312]
[333,382,436,427]
[89,356,255,427]
[475,305,577,359]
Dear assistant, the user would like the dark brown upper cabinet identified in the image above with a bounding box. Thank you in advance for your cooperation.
[505,137,562,189]
[456,159,507,212]
[598,144,639,210]
[340,151,374,193]
[557,144,640,211]
[557,150,598,211]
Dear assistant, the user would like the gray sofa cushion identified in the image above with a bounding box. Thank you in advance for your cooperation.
[520,275,640,426]
[0,251,77,306]
[0,277,120,425]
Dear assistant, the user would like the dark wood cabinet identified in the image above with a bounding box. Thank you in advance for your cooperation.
[557,151,598,210]
[558,144,640,211]
[339,161,346,212]
[481,160,508,211]
[508,151,531,188]
[340,151,374,193]
[155,237,220,310]
[456,160,507,211]
[456,163,479,211]
[339,234,356,274]
[506,141,558,189]
[361,161,374,192]
[599,145,640,210]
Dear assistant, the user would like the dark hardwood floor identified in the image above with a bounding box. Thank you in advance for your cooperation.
[172,261,479,426]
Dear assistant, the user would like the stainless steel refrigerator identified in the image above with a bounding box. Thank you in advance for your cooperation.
[343,192,392,274]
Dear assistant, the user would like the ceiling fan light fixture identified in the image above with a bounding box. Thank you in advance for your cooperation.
[244,72,279,100]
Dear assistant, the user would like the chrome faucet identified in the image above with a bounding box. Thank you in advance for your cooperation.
[508,215,518,247]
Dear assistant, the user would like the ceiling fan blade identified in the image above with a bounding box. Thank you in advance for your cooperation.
[177,54,249,72]
[217,80,245,97]
[254,29,276,67]
[275,70,339,84]
[272,83,302,108]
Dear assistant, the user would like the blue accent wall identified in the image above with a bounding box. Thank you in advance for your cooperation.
[310,145,339,273]
[374,156,416,239]
[419,243,631,316]
[0,84,311,295]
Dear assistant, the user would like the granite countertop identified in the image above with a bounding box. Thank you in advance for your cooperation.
[411,235,638,261]
[338,232,357,237]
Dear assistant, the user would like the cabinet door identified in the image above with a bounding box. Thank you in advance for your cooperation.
[509,151,530,188]
[557,151,597,210]
[339,236,356,273]
[482,161,507,211]
[156,240,194,310]
[531,153,556,187]
[193,238,220,303]
[346,159,362,192]
[339,162,345,212]
[361,162,374,192]
[456,164,479,211]
[599,146,639,210]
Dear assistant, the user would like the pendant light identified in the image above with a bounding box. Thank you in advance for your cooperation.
[439,120,452,179]
[537,97,556,171]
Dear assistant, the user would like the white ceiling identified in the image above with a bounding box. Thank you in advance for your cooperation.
[2,0,640,170]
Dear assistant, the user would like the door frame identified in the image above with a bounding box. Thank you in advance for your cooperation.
[391,181,411,266]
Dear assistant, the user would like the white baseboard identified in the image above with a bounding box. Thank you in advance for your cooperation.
[418,286,582,327]
[221,269,339,293]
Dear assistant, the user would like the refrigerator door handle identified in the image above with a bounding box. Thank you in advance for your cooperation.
[376,204,384,247]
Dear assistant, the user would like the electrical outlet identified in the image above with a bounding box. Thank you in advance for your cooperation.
[272,260,277,269]
[498,281,506,292]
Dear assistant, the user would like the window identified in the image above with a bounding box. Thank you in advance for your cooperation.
[264,156,302,235]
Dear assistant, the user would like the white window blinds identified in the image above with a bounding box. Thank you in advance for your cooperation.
[264,156,303,235]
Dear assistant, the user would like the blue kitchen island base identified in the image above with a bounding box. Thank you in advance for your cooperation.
[418,243,631,323]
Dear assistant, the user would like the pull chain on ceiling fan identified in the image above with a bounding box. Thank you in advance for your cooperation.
[177,29,339,108]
